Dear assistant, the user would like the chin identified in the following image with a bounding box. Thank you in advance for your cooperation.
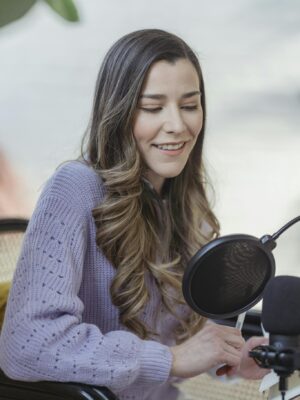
[160,168,185,179]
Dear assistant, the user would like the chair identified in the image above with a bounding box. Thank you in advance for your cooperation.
[0,218,28,330]
[0,218,118,400]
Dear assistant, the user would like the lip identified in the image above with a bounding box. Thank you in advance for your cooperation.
[153,141,186,146]
[152,142,187,156]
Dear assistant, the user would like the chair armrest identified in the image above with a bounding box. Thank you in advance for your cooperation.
[0,369,119,400]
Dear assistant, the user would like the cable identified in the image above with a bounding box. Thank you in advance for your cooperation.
[279,376,288,400]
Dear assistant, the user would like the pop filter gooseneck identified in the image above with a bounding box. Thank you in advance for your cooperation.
[182,216,300,319]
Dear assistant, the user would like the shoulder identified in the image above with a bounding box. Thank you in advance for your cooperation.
[53,160,102,187]
[40,160,105,211]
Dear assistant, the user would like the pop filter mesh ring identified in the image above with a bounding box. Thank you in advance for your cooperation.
[182,234,276,319]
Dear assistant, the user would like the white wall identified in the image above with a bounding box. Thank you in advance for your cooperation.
[0,0,299,277]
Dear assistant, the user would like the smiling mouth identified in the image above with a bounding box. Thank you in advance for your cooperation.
[153,142,185,151]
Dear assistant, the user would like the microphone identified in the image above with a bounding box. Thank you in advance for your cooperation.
[249,276,300,400]
[262,276,300,336]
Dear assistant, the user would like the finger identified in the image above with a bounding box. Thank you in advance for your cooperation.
[226,366,238,377]
[223,342,243,360]
[216,326,246,347]
[225,334,245,350]
[220,348,242,368]
[206,321,244,341]
[215,343,243,376]
[219,325,244,336]
[206,320,244,335]
[216,364,231,376]
[245,336,269,350]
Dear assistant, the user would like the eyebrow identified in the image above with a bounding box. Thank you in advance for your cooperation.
[139,90,201,100]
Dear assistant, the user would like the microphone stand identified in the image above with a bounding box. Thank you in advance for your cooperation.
[249,339,300,400]
[251,216,300,400]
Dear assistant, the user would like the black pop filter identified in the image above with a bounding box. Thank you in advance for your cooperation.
[183,216,300,319]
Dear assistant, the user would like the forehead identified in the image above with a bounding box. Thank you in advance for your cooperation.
[141,58,200,95]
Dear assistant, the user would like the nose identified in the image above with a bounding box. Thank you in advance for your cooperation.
[163,106,186,134]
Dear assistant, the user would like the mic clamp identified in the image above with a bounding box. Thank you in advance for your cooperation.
[249,336,300,399]
[249,344,300,377]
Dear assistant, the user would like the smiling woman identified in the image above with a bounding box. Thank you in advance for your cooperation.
[0,29,268,400]
[133,59,203,193]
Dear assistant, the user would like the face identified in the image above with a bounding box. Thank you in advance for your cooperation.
[132,58,203,194]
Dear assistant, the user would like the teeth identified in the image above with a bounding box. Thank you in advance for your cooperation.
[156,143,184,150]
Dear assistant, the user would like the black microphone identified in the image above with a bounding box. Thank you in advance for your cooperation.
[249,276,300,400]
[262,275,300,336]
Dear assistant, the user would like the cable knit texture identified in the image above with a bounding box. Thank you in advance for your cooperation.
[0,161,180,400]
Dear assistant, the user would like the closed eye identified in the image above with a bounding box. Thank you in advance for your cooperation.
[140,105,199,113]
[140,107,162,113]
[181,105,199,111]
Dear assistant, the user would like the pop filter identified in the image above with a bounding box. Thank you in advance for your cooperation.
[182,216,300,319]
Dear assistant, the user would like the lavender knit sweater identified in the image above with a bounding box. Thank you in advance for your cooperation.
[0,161,183,400]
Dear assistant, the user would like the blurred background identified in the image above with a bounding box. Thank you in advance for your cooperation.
[0,0,299,283]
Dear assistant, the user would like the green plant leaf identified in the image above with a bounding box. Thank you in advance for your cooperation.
[44,0,79,22]
[0,0,37,28]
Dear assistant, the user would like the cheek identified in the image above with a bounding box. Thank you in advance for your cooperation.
[195,110,204,135]
[133,116,157,144]
[188,114,203,150]
[189,116,203,140]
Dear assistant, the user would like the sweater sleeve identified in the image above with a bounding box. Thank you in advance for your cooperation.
[0,167,172,393]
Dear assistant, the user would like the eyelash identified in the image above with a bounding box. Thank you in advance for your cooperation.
[141,106,198,113]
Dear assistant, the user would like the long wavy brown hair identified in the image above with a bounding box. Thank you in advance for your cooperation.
[81,29,220,342]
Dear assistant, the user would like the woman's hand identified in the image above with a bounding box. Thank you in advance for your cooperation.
[225,336,270,380]
[170,320,245,379]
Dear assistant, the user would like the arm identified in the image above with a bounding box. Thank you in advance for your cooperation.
[0,170,172,393]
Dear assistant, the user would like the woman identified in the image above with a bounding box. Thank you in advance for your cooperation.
[0,29,267,400]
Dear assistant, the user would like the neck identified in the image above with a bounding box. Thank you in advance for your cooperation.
[143,172,165,196]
